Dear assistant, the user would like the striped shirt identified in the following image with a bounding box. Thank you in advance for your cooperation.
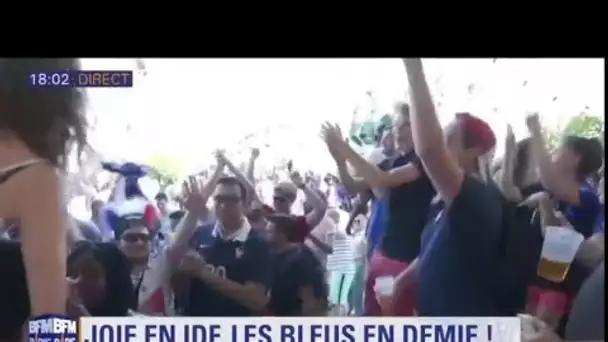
[326,229,355,273]
[306,217,335,267]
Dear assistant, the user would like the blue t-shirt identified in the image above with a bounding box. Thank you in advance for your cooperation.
[185,224,272,316]
[560,183,601,239]
[418,176,503,316]
[379,152,434,262]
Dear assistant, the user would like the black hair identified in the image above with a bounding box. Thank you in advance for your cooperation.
[0,240,133,342]
[216,176,247,200]
[0,58,88,168]
[562,136,604,182]
[67,241,134,316]
[169,210,185,221]
[512,138,532,189]
[155,193,168,202]
[0,241,30,342]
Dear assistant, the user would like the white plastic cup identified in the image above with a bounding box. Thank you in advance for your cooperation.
[537,226,585,283]
[519,314,546,340]
[374,276,395,296]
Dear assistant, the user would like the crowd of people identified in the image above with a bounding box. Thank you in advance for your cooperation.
[0,58,604,342]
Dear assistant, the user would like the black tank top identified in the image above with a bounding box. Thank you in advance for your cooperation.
[0,160,44,341]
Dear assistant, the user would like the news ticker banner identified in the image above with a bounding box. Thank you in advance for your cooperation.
[29,316,522,342]
[28,70,135,88]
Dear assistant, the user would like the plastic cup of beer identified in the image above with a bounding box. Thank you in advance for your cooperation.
[537,226,585,283]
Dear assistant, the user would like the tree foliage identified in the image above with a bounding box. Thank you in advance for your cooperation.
[543,113,604,150]
[349,91,393,147]
[145,153,185,189]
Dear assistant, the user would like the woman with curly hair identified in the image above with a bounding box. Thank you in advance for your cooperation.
[0,58,87,342]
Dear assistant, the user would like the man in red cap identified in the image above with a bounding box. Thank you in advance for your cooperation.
[391,58,510,316]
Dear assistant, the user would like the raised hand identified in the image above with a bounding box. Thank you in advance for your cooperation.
[290,170,305,188]
[182,176,208,216]
[320,122,344,144]
[320,122,346,161]
[506,124,516,147]
[526,113,542,135]
[250,148,260,160]
[214,149,227,168]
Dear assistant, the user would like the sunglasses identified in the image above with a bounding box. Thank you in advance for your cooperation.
[273,196,288,203]
[214,195,242,204]
[121,233,151,243]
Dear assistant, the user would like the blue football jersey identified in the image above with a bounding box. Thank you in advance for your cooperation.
[185,224,272,316]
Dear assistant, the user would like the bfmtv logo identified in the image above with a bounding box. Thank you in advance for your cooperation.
[28,315,77,342]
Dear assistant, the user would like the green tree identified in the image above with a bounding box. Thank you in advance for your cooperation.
[543,113,604,150]
[349,91,393,147]
[145,153,185,189]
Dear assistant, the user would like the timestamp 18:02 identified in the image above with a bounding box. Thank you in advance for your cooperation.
[28,70,134,88]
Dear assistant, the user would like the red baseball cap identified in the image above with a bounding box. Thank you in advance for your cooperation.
[456,112,496,155]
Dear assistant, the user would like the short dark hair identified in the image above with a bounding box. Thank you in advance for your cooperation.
[562,136,604,181]
[169,210,185,220]
[0,59,88,168]
[216,176,247,200]
[155,192,168,202]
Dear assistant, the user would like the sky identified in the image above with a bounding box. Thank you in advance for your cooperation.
[80,58,604,174]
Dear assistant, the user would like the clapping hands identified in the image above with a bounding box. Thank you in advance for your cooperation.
[320,122,344,145]
[176,250,207,276]
[320,122,346,162]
